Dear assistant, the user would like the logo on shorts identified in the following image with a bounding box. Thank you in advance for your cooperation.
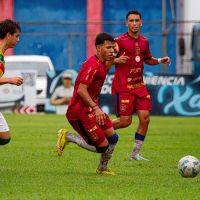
[88,125,97,132]
[88,130,98,141]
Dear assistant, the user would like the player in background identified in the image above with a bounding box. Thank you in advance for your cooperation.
[111,10,170,160]
[0,19,23,145]
[56,33,119,175]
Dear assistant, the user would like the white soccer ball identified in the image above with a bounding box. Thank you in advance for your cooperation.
[178,155,200,177]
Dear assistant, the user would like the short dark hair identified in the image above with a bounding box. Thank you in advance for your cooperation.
[126,10,142,20]
[95,32,115,46]
[0,19,21,39]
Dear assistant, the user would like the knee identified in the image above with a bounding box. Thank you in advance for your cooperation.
[140,116,150,126]
[145,116,150,125]
[96,133,119,153]
[0,138,11,145]
[107,133,119,144]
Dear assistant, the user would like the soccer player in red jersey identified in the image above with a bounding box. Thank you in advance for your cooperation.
[56,33,118,175]
[0,19,23,145]
[112,10,170,160]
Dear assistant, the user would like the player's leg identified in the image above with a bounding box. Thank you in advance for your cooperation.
[130,87,151,161]
[112,92,133,129]
[112,115,132,129]
[56,117,110,156]
[96,128,118,174]
[0,132,11,145]
[97,114,119,174]
[68,120,117,175]
[67,119,109,153]
[67,114,118,175]
[0,112,11,145]
[130,110,150,160]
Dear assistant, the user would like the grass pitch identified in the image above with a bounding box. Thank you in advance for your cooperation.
[0,114,200,200]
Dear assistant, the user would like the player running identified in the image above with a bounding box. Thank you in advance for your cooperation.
[0,19,23,145]
[56,33,119,175]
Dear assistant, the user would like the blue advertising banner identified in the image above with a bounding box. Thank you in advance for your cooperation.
[46,72,200,116]
[145,75,200,116]
[98,74,200,116]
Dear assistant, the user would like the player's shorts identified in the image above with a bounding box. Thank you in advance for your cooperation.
[114,86,151,117]
[67,112,113,146]
[0,112,9,133]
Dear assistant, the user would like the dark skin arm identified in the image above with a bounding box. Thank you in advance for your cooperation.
[107,56,170,68]
[107,40,170,66]
[77,83,106,125]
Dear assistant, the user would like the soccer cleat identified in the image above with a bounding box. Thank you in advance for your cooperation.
[96,168,115,175]
[129,154,149,161]
[56,128,69,156]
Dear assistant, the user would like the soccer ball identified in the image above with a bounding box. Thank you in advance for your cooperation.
[178,155,200,177]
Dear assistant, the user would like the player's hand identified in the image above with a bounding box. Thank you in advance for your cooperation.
[114,52,130,64]
[161,56,171,64]
[113,43,119,57]
[93,106,106,126]
[10,77,23,86]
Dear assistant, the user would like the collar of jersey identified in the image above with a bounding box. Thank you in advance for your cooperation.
[126,32,140,40]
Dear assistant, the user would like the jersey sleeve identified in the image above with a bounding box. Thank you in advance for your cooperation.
[144,40,152,60]
[79,63,97,85]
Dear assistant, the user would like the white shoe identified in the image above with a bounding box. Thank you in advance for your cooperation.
[129,154,149,161]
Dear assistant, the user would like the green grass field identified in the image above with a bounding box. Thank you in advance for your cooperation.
[0,114,200,200]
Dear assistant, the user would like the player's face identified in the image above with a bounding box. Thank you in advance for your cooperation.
[99,40,115,61]
[126,14,142,34]
[7,30,20,48]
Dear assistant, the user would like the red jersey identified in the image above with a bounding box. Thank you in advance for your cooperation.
[112,33,152,94]
[67,55,109,120]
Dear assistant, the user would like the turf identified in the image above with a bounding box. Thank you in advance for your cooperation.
[0,114,200,200]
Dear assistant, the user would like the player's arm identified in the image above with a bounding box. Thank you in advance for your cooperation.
[145,56,171,65]
[0,76,23,86]
[77,83,105,125]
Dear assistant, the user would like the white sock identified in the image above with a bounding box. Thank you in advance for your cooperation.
[97,144,116,170]
[66,133,97,152]
[132,139,143,157]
